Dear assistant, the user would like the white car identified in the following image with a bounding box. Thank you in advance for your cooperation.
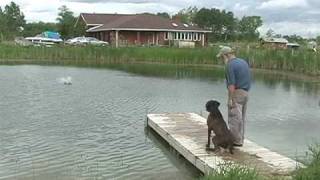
[66,37,109,46]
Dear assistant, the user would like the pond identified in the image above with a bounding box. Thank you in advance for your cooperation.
[0,64,319,179]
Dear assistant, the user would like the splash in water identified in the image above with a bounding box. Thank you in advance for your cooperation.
[58,76,72,85]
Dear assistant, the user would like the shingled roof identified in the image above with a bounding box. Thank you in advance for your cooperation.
[80,13,210,33]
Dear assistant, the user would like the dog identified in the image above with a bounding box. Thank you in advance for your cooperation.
[205,100,234,154]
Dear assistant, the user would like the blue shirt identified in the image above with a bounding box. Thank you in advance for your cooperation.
[226,58,251,91]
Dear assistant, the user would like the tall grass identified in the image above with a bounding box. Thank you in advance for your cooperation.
[200,163,263,180]
[202,144,320,180]
[0,43,319,76]
[293,143,320,180]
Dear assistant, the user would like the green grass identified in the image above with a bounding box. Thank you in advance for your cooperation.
[200,163,263,180]
[293,144,320,180]
[201,144,320,180]
[0,43,319,76]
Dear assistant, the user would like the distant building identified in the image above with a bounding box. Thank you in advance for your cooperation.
[76,13,211,47]
[287,43,300,49]
[307,41,317,52]
[260,37,289,49]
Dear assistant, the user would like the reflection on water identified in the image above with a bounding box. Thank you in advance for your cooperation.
[0,64,319,179]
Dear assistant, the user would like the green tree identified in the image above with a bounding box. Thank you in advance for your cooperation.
[156,12,170,19]
[194,8,237,41]
[2,2,25,40]
[172,6,198,24]
[23,22,58,37]
[238,16,263,41]
[265,29,275,37]
[0,7,5,41]
[316,36,320,45]
[57,5,77,39]
[283,34,306,44]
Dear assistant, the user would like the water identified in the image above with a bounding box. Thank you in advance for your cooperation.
[0,64,319,179]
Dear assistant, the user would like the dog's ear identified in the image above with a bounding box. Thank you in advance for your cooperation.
[214,101,220,108]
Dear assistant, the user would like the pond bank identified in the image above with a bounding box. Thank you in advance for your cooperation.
[1,58,319,83]
[0,44,319,76]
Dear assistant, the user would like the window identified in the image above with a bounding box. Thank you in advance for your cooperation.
[164,32,168,40]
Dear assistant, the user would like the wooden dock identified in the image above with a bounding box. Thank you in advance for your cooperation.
[147,113,304,177]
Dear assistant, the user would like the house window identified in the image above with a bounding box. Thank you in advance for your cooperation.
[188,33,192,40]
[164,32,168,40]
[193,33,197,41]
[196,33,200,41]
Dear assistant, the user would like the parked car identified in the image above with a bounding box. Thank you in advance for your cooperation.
[66,37,109,46]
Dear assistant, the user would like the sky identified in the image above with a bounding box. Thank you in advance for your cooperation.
[0,0,319,38]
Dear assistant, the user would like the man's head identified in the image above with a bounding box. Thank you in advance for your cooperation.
[216,46,236,64]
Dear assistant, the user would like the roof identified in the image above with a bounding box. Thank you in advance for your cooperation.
[287,43,300,47]
[261,37,288,44]
[80,13,211,33]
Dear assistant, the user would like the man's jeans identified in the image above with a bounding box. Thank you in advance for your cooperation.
[228,89,249,145]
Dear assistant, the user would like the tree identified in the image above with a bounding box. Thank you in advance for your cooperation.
[156,12,170,19]
[194,8,237,41]
[238,16,262,41]
[56,5,77,39]
[23,22,58,37]
[1,2,25,40]
[283,34,306,44]
[316,36,320,45]
[172,6,198,24]
[266,29,275,37]
[0,7,5,41]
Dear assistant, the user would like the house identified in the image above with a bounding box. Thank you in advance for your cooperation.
[260,37,289,49]
[307,41,317,52]
[287,43,300,49]
[76,13,211,47]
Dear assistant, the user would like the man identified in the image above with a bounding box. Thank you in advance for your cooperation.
[216,46,251,147]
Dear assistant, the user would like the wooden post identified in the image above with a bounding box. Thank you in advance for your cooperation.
[115,30,119,48]
[137,31,140,45]
[156,32,159,45]
[201,33,205,47]
[152,32,155,45]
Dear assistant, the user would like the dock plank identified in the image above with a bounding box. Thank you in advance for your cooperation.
[147,113,304,176]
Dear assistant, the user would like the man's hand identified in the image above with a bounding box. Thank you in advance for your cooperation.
[227,98,235,108]
[228,85,236,108]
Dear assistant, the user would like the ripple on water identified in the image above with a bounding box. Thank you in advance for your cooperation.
[0,65,319,179]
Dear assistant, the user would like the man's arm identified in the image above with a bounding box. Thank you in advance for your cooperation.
[226,63,236,107]
[228,84,236,107]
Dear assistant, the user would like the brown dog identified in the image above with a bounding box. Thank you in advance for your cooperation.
[206,100,234,154]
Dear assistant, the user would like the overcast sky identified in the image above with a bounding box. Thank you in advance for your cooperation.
[1,0,319,38]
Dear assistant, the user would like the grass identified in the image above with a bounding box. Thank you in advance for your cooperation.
[293,143,320,180]
[201,144,320,180]
[200,163,263,180]
[0,43,319,76]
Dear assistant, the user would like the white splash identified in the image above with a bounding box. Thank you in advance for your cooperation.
[59,76,72,85]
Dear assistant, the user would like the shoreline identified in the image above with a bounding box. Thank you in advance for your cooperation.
[1,59,319,83]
